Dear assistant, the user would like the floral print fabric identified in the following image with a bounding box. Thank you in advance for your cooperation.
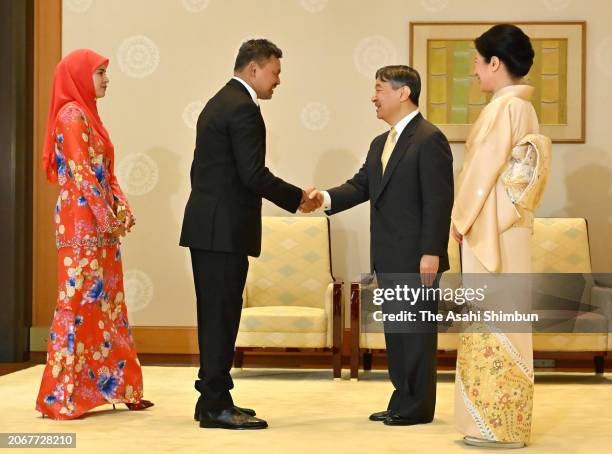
[36,102,143,419]
[456,328,534,443]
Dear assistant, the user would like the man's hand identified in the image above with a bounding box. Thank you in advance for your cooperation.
[451,223,463,243]
[309,188,324,207]
[299,187,323,213]
[420,254,439,287]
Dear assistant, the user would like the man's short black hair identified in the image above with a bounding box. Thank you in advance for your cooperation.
[475,24,534,78]
[234,39,283,71]
[375,65,421,106]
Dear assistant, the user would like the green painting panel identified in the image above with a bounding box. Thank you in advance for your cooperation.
[450,106,468,124]
[452,77,470,107]
[427,37,569,127]
[452,48,472,77]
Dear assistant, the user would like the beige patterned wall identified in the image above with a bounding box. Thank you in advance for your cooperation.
[63,0,612,326]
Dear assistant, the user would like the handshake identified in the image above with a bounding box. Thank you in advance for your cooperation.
[298,187,324,213]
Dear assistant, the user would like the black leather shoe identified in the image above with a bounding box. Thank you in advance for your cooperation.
[199,407,268,430]
[383,414,431,426]
[369,410,392,421]
[194,399,256,420]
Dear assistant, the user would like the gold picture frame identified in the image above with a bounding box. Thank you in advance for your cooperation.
[409,21,586,143]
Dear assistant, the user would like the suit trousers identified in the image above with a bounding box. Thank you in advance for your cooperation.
[189,248,249,411]
[379,273,439,420]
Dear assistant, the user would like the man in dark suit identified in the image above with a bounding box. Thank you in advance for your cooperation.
[180,39,316,430]
[307,65,454,425]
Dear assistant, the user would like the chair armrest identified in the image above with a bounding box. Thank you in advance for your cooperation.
[325,281,344,348]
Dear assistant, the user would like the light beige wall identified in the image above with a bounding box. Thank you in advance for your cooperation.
[63,0,612,326]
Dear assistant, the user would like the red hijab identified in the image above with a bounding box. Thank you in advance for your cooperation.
[42,49,113,182]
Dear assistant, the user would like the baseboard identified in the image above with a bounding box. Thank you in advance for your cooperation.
[30,325,199,354]
[29,326,608,373]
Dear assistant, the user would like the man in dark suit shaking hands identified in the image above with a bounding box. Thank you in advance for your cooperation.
[180,39,318,430]
[308,65,454,426]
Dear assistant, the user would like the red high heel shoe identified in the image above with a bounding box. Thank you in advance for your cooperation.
[124,399,154,411]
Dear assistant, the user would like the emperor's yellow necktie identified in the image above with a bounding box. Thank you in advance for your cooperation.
[381,127,397,174]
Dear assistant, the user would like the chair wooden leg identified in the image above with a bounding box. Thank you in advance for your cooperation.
[332,281,343,379]
[333,348,342,379]
[233,349,244,368]
[363,351,373,371]
[350,351,359,380]
[350,282,361,380]
[594,355,605,375]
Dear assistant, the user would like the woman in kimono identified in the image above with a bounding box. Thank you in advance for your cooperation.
[36,49,153,419]
[451,25,551,448]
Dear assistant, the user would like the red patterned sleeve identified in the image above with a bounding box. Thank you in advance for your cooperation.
[56,111,122,234]
[109,164,133,220]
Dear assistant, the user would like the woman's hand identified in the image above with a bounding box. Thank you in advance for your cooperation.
[112,223,127,238]
[125,212,136,233]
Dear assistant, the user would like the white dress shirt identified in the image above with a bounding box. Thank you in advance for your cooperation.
[320,109,420,210]
[232,76,259,106]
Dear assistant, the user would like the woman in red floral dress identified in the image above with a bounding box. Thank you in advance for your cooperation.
[36,49,153,419]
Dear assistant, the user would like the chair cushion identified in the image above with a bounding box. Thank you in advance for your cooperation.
[246,217,333,309]
[438,333,460,351]
[594,274,612,287]
[360,332,386,350]
[534,310,608,333]
[532,218,592,273]
[239,306,327,333]
[533,333,608,351]
[236,331,327,348]
[360,333,462,351]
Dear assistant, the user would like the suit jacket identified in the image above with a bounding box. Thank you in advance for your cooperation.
[180,79,303,257]
[327,113,454,273]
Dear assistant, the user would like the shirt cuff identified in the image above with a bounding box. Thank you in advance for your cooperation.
[322,191,331,211]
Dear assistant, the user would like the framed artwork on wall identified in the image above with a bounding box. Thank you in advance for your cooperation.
[409,21,586,143]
